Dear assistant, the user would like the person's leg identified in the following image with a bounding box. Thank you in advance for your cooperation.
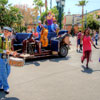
[96,39,98,45]
[0,59,10,94]
[95,39,97,45]
[76,39,79,52]
[80,44,83,51]
[0,57,3,90]
[6,63,11,77]
[22,40,28,53]
[86,51,91,69]
[81,51,86,63]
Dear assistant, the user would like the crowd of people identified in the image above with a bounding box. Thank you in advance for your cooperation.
[0,11,100,95]
[0,11,59,94]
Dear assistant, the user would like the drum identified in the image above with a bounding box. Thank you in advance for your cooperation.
[9,57,25,67]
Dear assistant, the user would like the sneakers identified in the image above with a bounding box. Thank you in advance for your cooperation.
[86,64,89,69]
[0,88,9,94]
[4,89,9,94]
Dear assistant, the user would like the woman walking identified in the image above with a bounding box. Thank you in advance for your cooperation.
[81,28,98,69]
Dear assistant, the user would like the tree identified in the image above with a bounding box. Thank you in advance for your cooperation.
[51,6,64,29]
[40,6,60,25]
[87,13,99,31]
[0,0,23,28]
[15,4,38,26]
[50,6,59,23]
[76,0,88,32]
[33,0,44,15]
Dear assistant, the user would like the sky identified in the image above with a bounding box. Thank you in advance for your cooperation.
[8,0,100,15]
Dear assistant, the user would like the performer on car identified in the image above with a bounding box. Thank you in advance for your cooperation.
[40,25,48,47]
[36,21,43,39]
[0,27,17,94]
[47,11,53,32]
[22,34,36,53]
[51,20,58,33]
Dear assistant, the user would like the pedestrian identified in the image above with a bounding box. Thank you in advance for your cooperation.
[76,31,82,52]
[0,27,17,94]
[81,28,98,69]
[94,31,99,45]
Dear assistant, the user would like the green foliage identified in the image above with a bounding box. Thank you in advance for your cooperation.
[33,0,44,15]
[50,6,59,22]
[76,0,88,6]
[14,26,27,33]
[40,6,61,25]
[40,10,48,24]
[87,13,99,30]
[0,0,23,29]
[0,0,8,6]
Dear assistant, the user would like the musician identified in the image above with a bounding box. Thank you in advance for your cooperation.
[0,27,16,94]
[40,25,48,47]
[36,21,43,39]
[51,20,58,33]
[47,11,53,32]
[22,34,35,53]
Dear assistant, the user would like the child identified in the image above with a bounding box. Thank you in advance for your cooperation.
[81,28,98,69]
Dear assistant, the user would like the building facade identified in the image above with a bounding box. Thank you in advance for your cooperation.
[63,9,100,34]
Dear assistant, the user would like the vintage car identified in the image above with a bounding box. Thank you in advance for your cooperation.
[13,30,70,60]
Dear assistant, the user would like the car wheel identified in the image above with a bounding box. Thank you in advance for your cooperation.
[59,45,68,57]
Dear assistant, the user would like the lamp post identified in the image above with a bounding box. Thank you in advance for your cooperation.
[56,0,65,30]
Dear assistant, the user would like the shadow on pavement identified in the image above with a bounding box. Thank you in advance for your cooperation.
[81,65,93,74]
[0,92,19,100]
[81,65,100,74]
[49,56,71,62]
[25,56,71,66]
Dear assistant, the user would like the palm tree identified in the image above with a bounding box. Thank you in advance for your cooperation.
[76,0,88,32]
[33,0,44,16]
[45,0,47,10]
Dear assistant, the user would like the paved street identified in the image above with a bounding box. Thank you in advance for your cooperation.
[0,37,100,100]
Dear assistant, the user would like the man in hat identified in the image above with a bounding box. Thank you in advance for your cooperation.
[0,26,16,94]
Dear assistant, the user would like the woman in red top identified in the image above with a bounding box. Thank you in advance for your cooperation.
[81,28,96,69]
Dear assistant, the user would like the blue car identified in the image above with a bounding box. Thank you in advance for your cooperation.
[13,30,70,60]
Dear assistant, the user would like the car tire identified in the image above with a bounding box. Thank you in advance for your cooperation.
[59,45,68,57]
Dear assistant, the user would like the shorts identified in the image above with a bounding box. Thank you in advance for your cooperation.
[77,39,80,45]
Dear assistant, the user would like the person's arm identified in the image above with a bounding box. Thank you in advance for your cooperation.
[90,37,99,49]
[36,26,40,33]
[51,24,55,32]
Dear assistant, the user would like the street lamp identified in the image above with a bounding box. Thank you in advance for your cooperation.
[56,0,65,29]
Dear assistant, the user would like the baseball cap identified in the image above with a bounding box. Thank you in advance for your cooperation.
[3,27,12,32]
